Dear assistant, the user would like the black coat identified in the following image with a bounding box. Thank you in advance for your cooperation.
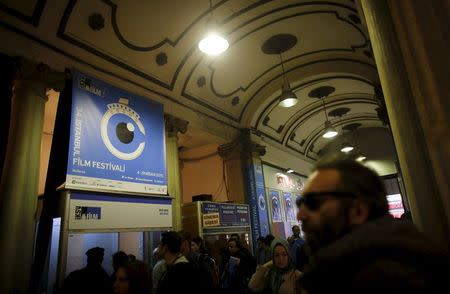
[299,216,450,294]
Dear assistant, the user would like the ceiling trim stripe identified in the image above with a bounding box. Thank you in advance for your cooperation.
[58,0,178,90]
[104,0,228,51]
[0,0,46,27]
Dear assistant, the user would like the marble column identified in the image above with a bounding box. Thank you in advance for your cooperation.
[361,0,450,247]
[164,114,188,231]
[0,59,65,293]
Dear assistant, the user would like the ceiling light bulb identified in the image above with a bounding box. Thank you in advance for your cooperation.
[198,32,229,55]
[286,168,294,173]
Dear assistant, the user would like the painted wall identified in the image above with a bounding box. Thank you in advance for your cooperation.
[180,143,228,203]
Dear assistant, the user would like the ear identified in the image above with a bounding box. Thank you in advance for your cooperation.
[349,199,369,225]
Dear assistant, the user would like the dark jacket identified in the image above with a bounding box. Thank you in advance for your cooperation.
[61,264,111,294]
[299,216,450,294]
[222,248,256,293]
[157,256,204,294]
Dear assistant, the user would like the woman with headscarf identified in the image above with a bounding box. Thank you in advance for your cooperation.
[248,238,301,294]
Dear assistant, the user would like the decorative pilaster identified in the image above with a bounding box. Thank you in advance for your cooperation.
[164,114,188,230]
[0,59,65,293]
[361,0,449,247]
[219,129,269,252]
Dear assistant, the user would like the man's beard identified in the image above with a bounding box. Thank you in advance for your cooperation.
[302,202,352,254]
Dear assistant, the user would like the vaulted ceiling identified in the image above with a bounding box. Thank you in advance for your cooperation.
[0,0,387,162]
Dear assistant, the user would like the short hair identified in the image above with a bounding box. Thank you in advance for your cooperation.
[265,234,275,247]
[228,237,242,248]
[112,251,128,269]
[292,225,300,231]
[161,231,181,254]
[313,155,388,220]
[118,261,150,293]
[86,247,104,264]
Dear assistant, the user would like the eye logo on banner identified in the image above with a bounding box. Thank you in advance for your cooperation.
[66,70,167,194]
[258,193,266,210]
[100,98,146,160]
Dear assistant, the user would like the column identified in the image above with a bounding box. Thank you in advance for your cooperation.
[218,129,269,252]
[165,114,188,231]
[0,59,65,293]
[361,0,450,247]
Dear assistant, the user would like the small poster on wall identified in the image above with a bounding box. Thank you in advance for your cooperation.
[268,190,283,222]
[283,192,296,221]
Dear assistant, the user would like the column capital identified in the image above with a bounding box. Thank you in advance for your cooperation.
[164,114,188,138]
[218,129,266,160]
[12,58,66,99]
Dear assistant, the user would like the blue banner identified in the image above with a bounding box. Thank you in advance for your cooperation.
[66,70,167,194]
[246,159,270,252]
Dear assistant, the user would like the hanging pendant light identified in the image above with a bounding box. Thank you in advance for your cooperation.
[278,54,298,107]
[198,2,229,55]
[320,94,337,138]
[356,155,366,161]
[322,121,338,138]
[341,142,354,153]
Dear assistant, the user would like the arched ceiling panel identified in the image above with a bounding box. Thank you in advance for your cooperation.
[0,0,384,162]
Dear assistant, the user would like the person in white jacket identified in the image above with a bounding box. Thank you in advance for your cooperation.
[248,238,301,294]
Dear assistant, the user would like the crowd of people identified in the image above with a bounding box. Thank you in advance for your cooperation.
[61,157,449,294]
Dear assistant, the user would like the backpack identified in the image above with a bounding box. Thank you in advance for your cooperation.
[195,253,220,289]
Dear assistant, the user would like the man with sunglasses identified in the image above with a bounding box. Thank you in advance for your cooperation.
[295,157,449,293]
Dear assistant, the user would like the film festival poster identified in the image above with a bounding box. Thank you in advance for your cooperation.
[283,192,296,222]
[268,189,283,222]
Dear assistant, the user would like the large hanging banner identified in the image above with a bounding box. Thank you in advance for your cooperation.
[246,158,270,253]
[66,70,167,194]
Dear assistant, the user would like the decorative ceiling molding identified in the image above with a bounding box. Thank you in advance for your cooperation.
[0,0,46,27]
[199,9,369,98]
[104,0,227,51]
[254,75,375,128]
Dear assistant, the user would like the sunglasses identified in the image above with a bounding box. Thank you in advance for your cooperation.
[296,191,357,211]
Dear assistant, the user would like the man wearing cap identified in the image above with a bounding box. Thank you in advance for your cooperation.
[61,246,111,294]
[295,156,449,293]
